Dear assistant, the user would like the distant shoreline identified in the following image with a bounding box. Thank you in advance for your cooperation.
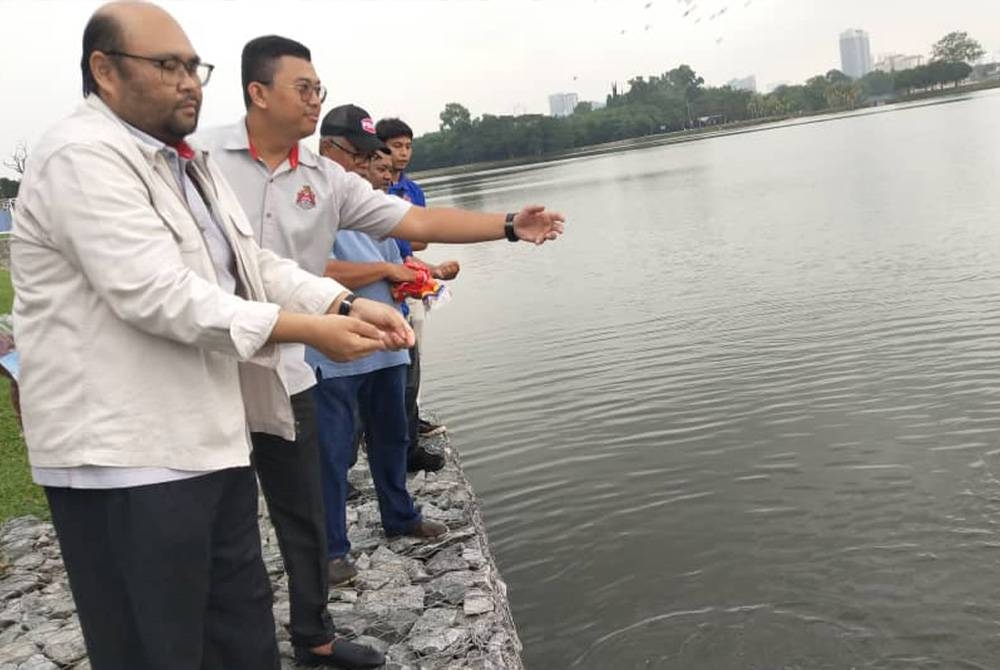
[413,80,1000,183]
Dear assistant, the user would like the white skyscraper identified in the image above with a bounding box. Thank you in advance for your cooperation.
[839,29,873,79]
[548,93,579,118]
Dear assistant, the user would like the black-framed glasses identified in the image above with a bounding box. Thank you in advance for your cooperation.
[328,139,374,162]
[279,82,328,104]
[106,51,214,86]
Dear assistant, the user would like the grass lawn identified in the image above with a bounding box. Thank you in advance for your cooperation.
[0,268,48,522]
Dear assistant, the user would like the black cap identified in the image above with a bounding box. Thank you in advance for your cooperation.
[320,104,386,153]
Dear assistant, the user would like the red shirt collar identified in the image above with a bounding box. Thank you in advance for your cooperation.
[171,140,195,160]
[247,134,299,170]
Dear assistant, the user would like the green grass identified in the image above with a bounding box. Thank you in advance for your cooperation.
[0,268,47,522]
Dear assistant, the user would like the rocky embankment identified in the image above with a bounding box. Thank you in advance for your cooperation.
[0,432,523,669]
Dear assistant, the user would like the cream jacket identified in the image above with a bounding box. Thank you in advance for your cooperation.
[12,96,344,470]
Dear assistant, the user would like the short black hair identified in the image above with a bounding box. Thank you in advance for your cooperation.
[241,35,311,108]
[80,12,124,97]
[376,118,414,142]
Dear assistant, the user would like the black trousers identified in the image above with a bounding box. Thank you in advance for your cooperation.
[251,391,334,649]
[405,341,421,460]
[46,467,279,670]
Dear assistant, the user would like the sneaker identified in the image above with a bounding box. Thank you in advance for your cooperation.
[328,556,358,586]
[293,638,385,668]
[390,518,448,541]
[418,418,447,437]
[407,446,445,473]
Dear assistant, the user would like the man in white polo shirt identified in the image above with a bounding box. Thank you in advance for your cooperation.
[198,34,564,668]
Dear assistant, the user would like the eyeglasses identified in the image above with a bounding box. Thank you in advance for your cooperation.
[106,51,214,86]
[277,82,328,104]
[328,139,374,163]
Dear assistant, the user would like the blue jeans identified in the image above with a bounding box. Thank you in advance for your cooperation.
[313,364,420,559]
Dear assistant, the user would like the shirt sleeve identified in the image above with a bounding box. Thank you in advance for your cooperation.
[333,164,411,240]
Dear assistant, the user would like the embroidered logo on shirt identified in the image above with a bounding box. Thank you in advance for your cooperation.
[295,185,316,210]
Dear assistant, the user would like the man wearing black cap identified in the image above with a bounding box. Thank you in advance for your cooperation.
[312,103,452,591]
[318,104,386,175]
[198,35,564,668]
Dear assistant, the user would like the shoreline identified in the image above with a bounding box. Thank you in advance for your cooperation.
[412,80,1000,183]
[0,430,523,670]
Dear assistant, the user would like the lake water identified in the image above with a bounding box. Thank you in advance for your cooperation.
[417,90,1000,669]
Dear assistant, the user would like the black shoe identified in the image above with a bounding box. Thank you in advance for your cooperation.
[293,639,385,668]
[407,446,445,473]
[328,557,358,586]
[418,418,447,437]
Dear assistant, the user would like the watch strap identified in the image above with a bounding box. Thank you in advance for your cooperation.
[504,212,519,242]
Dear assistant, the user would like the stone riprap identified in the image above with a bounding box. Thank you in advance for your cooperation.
[0,432,523,669]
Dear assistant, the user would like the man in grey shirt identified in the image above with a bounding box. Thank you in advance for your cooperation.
[198,35,564,668]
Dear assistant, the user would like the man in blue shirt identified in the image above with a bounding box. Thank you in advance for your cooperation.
[377,117,457,472]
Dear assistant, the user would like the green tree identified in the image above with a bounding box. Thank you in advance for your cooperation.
[438,103,472,132]
[932,31,985,64]
[573,101,593,114]
[859,70,895,97]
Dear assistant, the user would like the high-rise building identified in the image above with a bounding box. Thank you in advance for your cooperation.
[873,53,924,73]
[840,29,873,79]
[726,75,757,93]
[548,92,579,118]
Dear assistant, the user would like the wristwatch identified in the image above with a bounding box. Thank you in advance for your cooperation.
[337,293,356,316]
[504,212,519,242]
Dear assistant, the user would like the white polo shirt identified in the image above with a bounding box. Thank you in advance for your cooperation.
[196,119,411,396]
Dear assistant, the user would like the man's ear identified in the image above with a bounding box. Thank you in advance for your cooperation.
[90,51,117,96]
[247,82,268,109]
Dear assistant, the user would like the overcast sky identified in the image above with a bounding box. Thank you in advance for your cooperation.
[2,0,998,175]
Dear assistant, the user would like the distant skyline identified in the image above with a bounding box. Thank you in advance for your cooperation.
[2,0,999,175]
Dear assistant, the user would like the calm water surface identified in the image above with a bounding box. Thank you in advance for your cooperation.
[417,90,1000,669]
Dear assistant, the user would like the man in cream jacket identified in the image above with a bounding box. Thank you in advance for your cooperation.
[10,3,410,669]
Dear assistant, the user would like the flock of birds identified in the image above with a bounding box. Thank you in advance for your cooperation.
[612,0,757,45]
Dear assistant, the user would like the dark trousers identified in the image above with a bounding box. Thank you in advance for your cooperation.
[314,365,420,558]
[405,342,421,460]
[251,391,334,649]
[46,467,279,670]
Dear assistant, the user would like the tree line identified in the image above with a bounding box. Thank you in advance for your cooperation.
[410,31,987,171]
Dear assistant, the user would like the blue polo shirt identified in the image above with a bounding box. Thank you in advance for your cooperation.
[390,173,426,260]
[306,231,410,379]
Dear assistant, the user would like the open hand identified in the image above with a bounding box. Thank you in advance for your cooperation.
[513,205,566,245]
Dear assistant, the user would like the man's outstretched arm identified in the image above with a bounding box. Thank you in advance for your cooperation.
[391,204,565,246]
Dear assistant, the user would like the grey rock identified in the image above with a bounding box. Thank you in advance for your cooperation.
[463,589,494,616]
[0,577,39,603]
[426,548,469,576]
[461,547,485,569]
[0,639,38,666]
[0,626,22,646]
[356,586,425,618]
[425,571,483,606]
[362,609,417,643]
[407,608,466,656]
[41,623,86,665]
[1,541,34,563]
[355,567,410,591]
[70,657,91,670]
[16,654,58,670]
